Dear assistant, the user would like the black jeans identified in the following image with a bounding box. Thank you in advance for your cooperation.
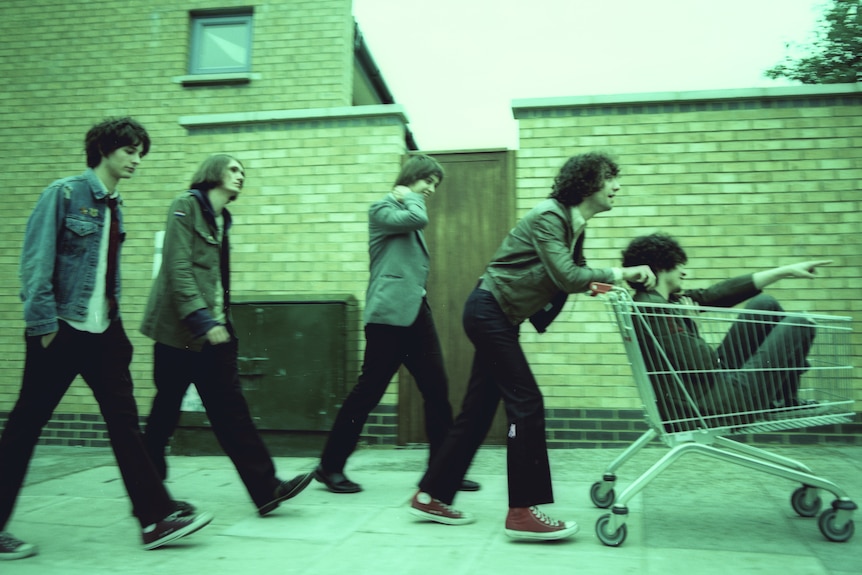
[143,339,279,508]
[320,299,453,473]
[0,320,175,529]
[706,294,815,414]
[419,288,553,508]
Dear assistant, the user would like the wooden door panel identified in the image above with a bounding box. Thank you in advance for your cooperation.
[398,151,515,446]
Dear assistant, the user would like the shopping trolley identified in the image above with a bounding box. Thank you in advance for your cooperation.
[587,282,857,546]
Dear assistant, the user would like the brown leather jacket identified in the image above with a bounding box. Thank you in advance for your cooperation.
[481,198,618,326]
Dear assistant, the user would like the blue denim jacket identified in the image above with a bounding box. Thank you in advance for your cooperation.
[19,169,126,336]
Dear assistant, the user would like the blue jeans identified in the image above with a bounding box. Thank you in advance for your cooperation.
[419,288,553,508]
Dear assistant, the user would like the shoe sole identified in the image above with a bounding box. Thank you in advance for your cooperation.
[0,545,38,560]
[258,472,314,516]
[144,512,214,550]
[408,506,475,526]
[505,523,579,541]
[312,469,362,494]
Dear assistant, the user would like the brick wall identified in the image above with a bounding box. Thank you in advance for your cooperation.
[0,0,859,449]
[0,0,402,421]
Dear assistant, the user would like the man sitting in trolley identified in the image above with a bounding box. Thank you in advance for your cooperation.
[619,233,831,427]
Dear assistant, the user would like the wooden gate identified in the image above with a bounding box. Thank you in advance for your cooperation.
[397,150,516,446]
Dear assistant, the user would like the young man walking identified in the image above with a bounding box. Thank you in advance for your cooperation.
[314,155,478,494]
[0,117,212,561]
[141,154,312,516]
[410,152,654,541]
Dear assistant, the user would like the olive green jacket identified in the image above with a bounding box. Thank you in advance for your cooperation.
[141,190,232,351]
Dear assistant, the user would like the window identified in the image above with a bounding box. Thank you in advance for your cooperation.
[189,12,253,75]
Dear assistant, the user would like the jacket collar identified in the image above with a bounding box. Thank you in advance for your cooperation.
[85,168,122,204]
[189,188,232,232]
[634,289,669,303]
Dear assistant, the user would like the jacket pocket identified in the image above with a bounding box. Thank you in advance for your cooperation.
[192,226,220,270]
[59,216,98,256]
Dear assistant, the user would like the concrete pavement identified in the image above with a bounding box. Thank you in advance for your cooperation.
[2,443,860,575]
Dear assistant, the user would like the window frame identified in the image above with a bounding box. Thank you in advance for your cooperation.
[189,13,254,75]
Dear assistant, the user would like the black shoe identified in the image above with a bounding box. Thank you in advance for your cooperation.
[0,531,37,560]
[313,464,362,493]
[459,479,481,492]
[174,500,196,516]
[142,510,213,550]
[258,472,314,516]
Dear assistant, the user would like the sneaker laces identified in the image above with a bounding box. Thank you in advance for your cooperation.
[529,506,561,527]
[0,531,25,549]
[436,500,462,516]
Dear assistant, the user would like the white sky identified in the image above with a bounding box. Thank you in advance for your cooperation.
[352,0,825,151]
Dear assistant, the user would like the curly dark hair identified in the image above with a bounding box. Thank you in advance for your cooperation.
[621,233,688,291]
[550,151,619,206]
[84,117,150,168]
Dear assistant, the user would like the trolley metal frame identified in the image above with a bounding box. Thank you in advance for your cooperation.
[587,283,857,546]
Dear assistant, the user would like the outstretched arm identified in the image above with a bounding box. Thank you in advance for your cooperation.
[752,260,832,290]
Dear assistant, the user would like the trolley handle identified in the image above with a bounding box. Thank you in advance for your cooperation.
[589,282,614,296]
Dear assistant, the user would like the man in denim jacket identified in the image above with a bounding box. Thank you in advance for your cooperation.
[0,118,212,561]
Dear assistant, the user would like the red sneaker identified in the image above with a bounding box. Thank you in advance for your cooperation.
[504,506,579,541]
[409,491,475,525]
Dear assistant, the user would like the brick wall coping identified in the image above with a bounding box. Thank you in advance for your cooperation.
[511,83,861,118]
[179,104,409,129]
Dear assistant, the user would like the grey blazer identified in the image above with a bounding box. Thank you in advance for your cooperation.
[363,192,430,327]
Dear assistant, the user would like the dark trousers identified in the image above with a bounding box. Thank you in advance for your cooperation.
[706,294,815,414]
[0,320,175,529]
[320,300,453,473]
[143,340,279,508]
[419,288,553,508]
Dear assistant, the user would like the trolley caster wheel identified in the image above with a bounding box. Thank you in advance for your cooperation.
[590,481,615,509]
[818,509,854,542]
[596,513,627,547]
[791,486,821,518]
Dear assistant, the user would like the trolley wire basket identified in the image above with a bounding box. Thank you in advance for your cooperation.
[587,282,857,546]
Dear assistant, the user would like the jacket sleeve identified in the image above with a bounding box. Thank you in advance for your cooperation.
[532,210,615,293]
[161,195,212,322]
[681,274,760,308]
[19,182,66,336]
[368,193,428,234]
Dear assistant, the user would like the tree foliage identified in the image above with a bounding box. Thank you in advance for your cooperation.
[765,0,861,83]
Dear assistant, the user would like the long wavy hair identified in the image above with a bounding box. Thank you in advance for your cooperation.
[190,154,243,192]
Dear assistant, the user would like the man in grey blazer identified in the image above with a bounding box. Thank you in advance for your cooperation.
[314,155,478,493]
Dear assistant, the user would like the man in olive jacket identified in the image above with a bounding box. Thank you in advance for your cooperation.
[411,152,655,541]
[141,154,311,516]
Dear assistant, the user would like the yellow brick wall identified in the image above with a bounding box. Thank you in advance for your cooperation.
[0,0,407,415]
[513,87,862,412]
